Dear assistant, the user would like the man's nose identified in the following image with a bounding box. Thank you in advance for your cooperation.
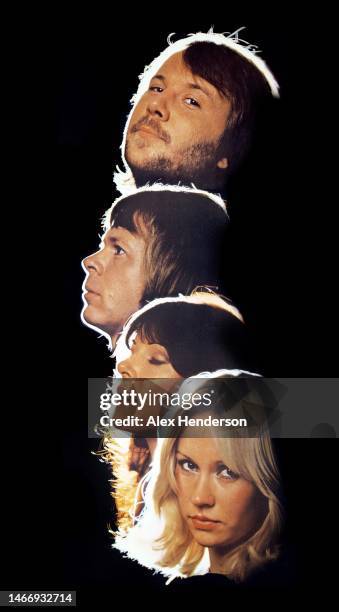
[191,475,215,508]
[117,357,136,378]
[147,93,170,121]
[82,251,104,275]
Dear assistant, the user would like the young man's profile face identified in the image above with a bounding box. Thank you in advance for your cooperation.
[81,226,147,341]
[125,51,231,186]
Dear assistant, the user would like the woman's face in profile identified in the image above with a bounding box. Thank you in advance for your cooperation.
[174,437,268,551]
[117,333,182,379]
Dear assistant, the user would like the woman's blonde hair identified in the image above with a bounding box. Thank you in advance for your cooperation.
[114,428,283,582]
[100,436,151,532]
[104,291,257,536]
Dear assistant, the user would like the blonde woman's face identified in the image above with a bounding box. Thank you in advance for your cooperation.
[175,437,267,550]
[117,334,183,379]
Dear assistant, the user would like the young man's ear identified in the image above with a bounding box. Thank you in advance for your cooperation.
[217,157,228,169]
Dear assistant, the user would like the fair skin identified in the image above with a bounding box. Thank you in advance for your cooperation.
[175,437,268,575]
[117,333,182,379]
[125,52,230,186]
[118,333,182,457]
[81,226,147,347]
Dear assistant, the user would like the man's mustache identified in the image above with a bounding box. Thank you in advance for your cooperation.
[130,117,171,144]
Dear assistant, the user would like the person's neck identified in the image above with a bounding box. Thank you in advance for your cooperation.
[208,545,235,575]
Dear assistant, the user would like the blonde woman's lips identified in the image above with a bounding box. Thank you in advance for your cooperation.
[190,515,221,530]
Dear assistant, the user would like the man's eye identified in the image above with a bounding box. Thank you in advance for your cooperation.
[149,86,163,93]
[113,245,125,256]
[178,459,197,473]
[218,465,238,481]
[185,97,200,107]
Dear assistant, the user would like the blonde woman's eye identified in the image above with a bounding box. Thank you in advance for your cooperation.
[218,465,238,480]
[178,459,197,473]
[185,97,200,107]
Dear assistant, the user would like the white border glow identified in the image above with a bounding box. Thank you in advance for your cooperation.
[103,182,228,234]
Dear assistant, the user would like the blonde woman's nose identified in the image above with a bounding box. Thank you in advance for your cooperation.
[191,476,215,507]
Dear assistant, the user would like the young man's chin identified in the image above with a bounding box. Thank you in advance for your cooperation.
[81,306,113,336]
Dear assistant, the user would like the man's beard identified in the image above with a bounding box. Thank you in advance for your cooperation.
[126,140,227,193]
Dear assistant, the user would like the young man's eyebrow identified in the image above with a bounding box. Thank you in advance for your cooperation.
[106,227,136,242]
[102,232,118,245]
[151,74,166,82]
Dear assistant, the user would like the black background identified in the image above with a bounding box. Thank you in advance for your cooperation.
[6,8,337,606]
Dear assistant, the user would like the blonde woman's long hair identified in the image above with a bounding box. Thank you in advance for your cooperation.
[115,429,283,582]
